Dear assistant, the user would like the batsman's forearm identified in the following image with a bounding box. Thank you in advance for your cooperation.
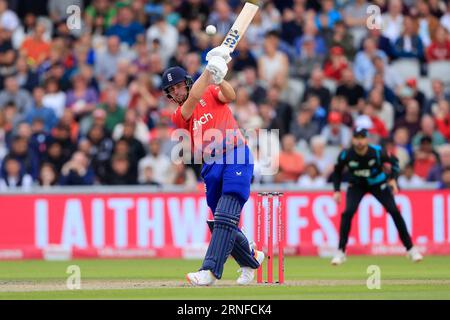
[190,70,212,100]
[181,70,212,119]
[219,80,236,102]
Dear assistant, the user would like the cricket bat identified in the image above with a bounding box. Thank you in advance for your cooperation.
[221,2,259,53]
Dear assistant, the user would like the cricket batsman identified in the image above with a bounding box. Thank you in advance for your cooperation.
[163,46,264,286]
[331,128,423,265]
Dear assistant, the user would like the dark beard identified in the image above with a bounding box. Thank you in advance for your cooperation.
[354,145,368,155]
[172,94,188,105]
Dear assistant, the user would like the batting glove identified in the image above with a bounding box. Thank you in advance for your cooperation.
[206,56,228,84]
[206,45,232,63]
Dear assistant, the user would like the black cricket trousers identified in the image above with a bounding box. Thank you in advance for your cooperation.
[338,183,413,252]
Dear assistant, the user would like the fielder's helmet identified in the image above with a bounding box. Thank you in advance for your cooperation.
[161,66,193,98]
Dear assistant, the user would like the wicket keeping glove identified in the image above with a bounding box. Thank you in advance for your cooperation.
[206,56,228,84]
[206,45,232,63]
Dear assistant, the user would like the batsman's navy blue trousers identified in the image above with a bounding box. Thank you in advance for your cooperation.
[201,144,254,210]
[200,145,260,277]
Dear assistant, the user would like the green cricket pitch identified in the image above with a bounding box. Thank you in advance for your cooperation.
[0,256,449,299]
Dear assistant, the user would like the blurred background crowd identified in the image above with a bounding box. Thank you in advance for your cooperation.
[0,0,450,190]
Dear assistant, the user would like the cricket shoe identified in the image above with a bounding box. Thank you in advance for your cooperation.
[236,242,265,285]
[331,250,347,266]
[186,270,216,286]
[407,246,423,262]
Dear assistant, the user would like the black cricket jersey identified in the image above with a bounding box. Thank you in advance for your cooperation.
[332,144,400,191]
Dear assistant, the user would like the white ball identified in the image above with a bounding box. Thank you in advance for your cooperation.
[205,25,217,35]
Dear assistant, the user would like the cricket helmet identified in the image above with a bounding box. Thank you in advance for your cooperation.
[161,66,193,99]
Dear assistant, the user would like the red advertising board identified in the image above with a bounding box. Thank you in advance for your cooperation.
[0,190,449,260]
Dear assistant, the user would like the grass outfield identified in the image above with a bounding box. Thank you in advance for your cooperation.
[0,256,449,299]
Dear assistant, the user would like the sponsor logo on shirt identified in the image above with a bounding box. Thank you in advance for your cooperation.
[354,169,370,177]
[193,113,213,130]
[349,161,359,168]
[369,159,376,166]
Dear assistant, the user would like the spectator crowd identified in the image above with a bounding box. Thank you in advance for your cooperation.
[0,0,450,190]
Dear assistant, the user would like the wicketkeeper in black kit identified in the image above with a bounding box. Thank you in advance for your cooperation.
[331,128,423,265]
